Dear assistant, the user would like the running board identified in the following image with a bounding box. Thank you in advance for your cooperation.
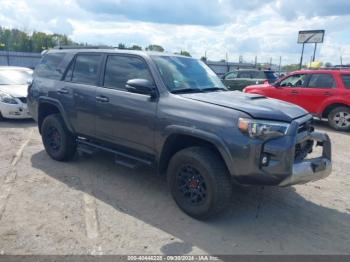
[77,139,153,168]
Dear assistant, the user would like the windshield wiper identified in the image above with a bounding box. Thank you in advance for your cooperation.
[202,87,228,92]
[171,88,203,94]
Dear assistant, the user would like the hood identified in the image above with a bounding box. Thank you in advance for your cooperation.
[0,85,28,98]
[245,83,271,90]
[180,91,308,122]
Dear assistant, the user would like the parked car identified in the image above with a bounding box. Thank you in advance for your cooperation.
[0,66,33,120]
[244,69,350,131]
[28,49,332,219]
[221,69,277,91]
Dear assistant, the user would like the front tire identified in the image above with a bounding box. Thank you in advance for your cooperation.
[328,107,350,131]
[167,147,232,219]
[41,114,76,161]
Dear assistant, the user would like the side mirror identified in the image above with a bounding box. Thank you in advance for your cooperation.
[273,82,282,88]
[27,78,33,86]
[125,79,156,96]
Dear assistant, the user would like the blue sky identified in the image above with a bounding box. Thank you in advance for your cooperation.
[0,0,349,65]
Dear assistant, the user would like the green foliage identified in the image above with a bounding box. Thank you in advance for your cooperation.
[117,43,126,49]
[282,64,301,72]
[129,45,142,50]
[145,44,165,52]
[179,50,191,57]
[0,26,76,52]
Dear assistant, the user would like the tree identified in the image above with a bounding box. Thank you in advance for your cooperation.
[145,44,164,52]
[117,43,126,50]
[0,26,78,52]
[179,50,191,57]
[129,45,142,50]
[325,62,332,67]
[200,56,207,63]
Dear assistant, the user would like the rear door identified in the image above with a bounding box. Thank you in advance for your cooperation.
[62,53,103,137]
[95,54,157,155]
[295,73,336,114]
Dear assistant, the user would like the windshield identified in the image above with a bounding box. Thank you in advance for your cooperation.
[0,69,33,85]
[151,55,226,93]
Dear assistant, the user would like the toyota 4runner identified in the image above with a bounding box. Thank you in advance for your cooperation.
[28,48,332,219]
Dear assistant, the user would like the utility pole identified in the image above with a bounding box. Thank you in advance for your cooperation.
[312,43,317,61]
[278,56,282,75]
[299,43,305,70]
[254,56,257,67]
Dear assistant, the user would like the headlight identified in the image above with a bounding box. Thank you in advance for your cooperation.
[0,92,18,104]
[238,118,290,139]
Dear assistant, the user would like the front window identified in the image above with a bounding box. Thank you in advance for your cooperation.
[279,74,307,87]
[151,55,226,93]
[0,69,32,85]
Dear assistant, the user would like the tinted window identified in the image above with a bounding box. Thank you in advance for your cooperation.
[341,75,350,89]
[225,72,237,80]
[71,54,102,85]
[250,71,265,79]
[35,52,66,80]
[307,74,335,88]
[238,71,251,78]
[104,55,153,89]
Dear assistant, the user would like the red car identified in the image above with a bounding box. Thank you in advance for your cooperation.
[244,69,350,131]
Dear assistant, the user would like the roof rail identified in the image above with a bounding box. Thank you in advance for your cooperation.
[53,45,114,50]
[320,66,350,70]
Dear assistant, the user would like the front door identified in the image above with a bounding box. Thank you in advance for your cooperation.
[95,54,157,155]
[267,73,308,106]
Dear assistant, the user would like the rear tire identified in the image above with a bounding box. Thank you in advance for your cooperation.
[167,147,232,220]
[41,114,76,161]
[328,107,350,131]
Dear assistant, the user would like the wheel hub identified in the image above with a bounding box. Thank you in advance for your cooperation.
[177,165,207,205]
[334,112,350,127]
[47,126,61,151]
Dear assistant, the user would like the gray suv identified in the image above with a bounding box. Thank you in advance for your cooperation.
[28,48,332,219]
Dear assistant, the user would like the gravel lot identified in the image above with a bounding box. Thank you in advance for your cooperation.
[0,119,349,255]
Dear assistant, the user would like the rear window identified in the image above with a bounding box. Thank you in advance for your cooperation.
[307,74,336,88]
[237,71,252,78]
[70,54,102,85]
[341,75,350,89]
[35,52,67,80]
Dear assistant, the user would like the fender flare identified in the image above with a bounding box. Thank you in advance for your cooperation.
[161,125,237,176]
[38,97,75,134]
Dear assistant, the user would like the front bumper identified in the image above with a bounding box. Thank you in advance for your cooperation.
[0,102,32,119]
[278,132,332,186]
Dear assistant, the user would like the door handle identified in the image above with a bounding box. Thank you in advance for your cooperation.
[57,88,69,95]
[324,91,333,96]
[291,90,299,95]
[96,96,109,103]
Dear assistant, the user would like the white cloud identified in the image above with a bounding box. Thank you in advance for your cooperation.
[0,0,349,65]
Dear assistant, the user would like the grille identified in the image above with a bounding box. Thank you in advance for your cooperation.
[295,140,314,161]
[297,119,313,133]
[17,97,27,104]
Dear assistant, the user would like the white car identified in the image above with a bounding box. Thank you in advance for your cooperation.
[0,66,33,119]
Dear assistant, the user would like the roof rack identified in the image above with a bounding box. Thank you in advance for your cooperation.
[319,66,350,70]
[53,45,114,50]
